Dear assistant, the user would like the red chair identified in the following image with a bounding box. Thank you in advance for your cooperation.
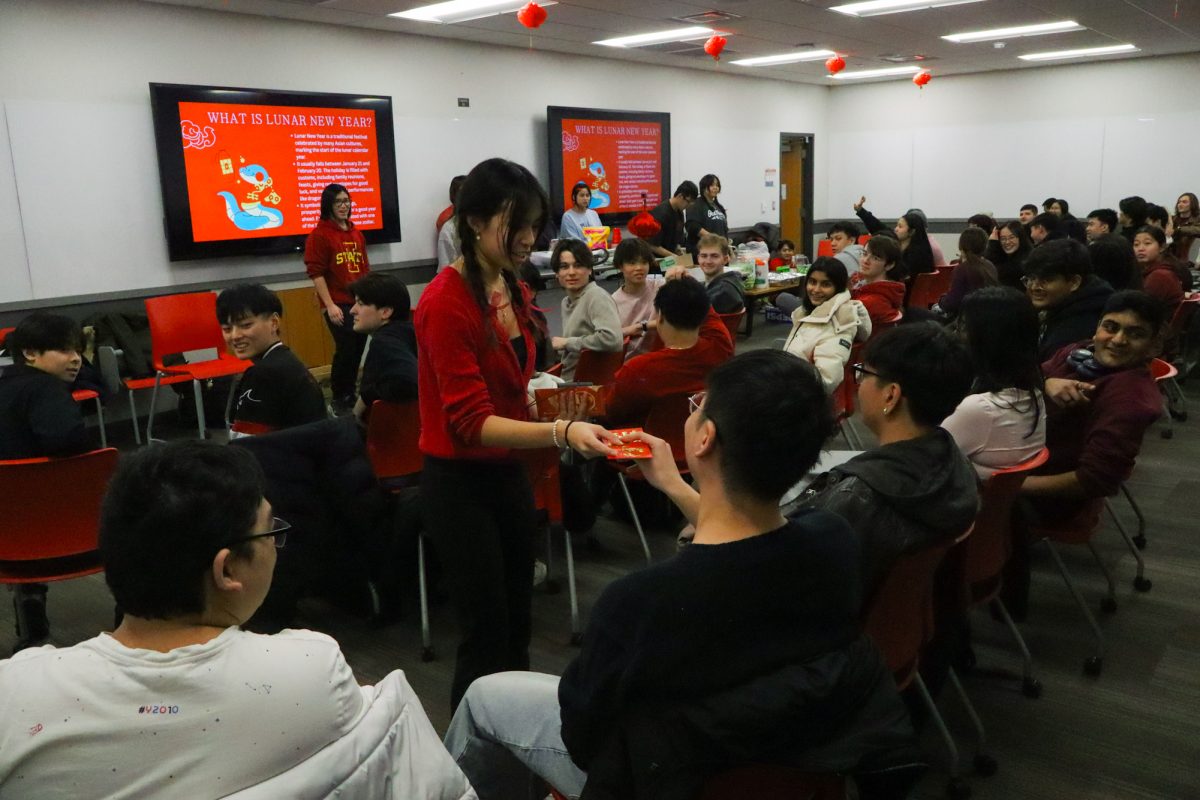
[959,449,1049,699]
[144,292,250,442]
[0,449,120,640]
[816,239,834,258]
[833,343,865,449]
[906,270,952,310]
[867,309,903,341]
[612,392,693,565]
[857,233,871,245]
[716,309,746,342]
[70,389,108,448]
[700,766,845,799]
[0,327,13,348]
[1150,357,1183,439]
[574,348,626,386]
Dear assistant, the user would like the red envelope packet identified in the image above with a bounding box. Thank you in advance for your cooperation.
[608,428,652,460]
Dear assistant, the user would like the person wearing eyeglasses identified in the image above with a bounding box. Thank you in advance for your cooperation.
[1022,239,1114,360]
[443,351,916,799]
[0,441,475,799]
[788,322,978,594]
[985,220,1032,291]
[305,183,371,416]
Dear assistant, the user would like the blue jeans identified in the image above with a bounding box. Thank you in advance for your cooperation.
[444,672,587,800]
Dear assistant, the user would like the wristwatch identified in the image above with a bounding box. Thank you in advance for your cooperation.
[640,320,648,333]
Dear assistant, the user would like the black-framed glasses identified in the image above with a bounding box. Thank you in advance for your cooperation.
[333,198,352,207]
[852,363,884,385]
[225,517,291,550]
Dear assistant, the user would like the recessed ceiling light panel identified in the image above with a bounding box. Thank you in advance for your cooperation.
[1019,43,1139,61]
[730,49,836,67]
[594,26,714,48]
[391,0,555,24]
[831,65,922,79]
[830,0,985,18]
[943,20,1083,43]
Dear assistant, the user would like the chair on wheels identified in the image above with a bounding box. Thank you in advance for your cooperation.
[863,532,979,800]
[0,449,120,644]
[958,449,1049,699]
[833,343,865,450]
[716,309,746,341]
[611,392,693,565]
[144,292,250,442]
[520,447,583,645]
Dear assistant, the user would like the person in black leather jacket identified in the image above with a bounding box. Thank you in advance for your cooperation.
[443,351,917,800]
[791,322,979,596]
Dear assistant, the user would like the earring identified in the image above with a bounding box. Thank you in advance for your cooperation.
[883,406,891,415]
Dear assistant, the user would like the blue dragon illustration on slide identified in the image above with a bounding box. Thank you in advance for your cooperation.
[218,163,284,231]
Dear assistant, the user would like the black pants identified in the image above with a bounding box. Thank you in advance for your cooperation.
[421,456,537,711]
[324,303,367,401]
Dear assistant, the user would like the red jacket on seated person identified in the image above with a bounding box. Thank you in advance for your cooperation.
[850,278,905,325]
[605,308,733,427]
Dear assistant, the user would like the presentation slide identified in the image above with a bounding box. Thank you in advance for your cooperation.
[177,101,382,243]
[559,117,663,215]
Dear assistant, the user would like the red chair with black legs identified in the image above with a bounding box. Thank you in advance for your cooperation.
[144,292,250,442]
[716,308,746,341]
[0,449,120,644]
[834,343,865,450]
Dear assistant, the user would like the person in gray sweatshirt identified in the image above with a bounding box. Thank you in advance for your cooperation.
[697,232,745,315]
[549,239,623,380]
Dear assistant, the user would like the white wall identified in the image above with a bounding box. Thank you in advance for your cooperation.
[826,52,1200,222]
[0,0,830,306]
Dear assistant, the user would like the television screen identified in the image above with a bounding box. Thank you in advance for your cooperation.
[150,83,401,261]
[547,107,670,227]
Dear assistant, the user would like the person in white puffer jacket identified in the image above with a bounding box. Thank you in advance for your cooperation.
[782,256,871,393]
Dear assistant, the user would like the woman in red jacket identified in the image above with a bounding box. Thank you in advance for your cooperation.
[1132,225,1184,316]
[415,158,619,710]
[305,183,370,414]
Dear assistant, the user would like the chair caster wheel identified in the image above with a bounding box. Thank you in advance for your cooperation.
[973,754,998,777]
[1022,678,1043,699]
[421,647,435,663]
[947,777,971,800]
[569,632,582,646]
[1133,534,1147,550]
[1134,576,1152,592]
[542,579,562,595]
[1083,656,1103,677]
[1100,596,1118,614]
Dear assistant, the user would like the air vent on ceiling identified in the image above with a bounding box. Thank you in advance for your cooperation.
[642,41,740,58]
[877,53,938,63]
[673,10,743,24]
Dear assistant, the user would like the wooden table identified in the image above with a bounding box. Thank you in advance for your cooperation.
[743,279,802,337]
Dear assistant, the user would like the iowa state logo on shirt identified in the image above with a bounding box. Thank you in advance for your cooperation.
[336,241,365,274]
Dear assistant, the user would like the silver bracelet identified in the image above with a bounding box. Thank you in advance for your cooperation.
[551,419,561,449]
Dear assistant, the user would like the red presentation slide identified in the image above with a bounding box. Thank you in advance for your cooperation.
[559,118,663,215]
[177,101,382,242]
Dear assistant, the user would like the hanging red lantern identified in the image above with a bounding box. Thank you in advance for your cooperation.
[704,35,727,61]
[516,1,547,29]
[825,55,846,75]
[913,70,932,88]
[628,192,662,239]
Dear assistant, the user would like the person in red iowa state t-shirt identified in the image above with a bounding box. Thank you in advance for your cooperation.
[604,273,734,428]
[305,183,370,413]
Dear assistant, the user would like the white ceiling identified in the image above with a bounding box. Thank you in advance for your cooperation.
[143,0,1200,84]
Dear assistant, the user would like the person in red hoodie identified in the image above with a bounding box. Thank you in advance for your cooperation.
[414,158,619,711]
[1132,225,1184,316]
[849,234,906,326]
[305,183,371,414]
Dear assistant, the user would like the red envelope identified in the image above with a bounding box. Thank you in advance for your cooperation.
[608,428,652,460]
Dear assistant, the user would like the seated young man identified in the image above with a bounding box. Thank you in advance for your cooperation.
[0,312,91,652]
[0,441,474,799]
[216,284,328,435]
[1024,291,1166,517]
[827,220,865,276]
[349,271,418,422]
[1023,239,1114,360]
[850,234,906,325]
[696,233,745,314]
[444,351,914,799]
[1086,208,1118,242]
[769,238,796,269]
[1028,212,1064,246]
[604,275,734,427]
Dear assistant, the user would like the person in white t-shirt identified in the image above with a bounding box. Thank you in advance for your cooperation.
[942,287,1046,478]
[0,440,473,800]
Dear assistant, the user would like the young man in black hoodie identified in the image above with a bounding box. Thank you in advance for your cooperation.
[790,322,979,595]
[0,312,92,651]
[348,272,418,423]
[444,351,915,799]
[1022,239,1114,360]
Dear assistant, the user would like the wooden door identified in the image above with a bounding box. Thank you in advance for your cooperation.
[276,286,334,376]
[780,138,804,247]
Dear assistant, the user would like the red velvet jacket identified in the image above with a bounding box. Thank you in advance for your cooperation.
[414,268,536,461]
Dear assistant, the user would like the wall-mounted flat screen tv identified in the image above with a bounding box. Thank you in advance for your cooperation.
[150,83,401,261]
[547,106,671,227]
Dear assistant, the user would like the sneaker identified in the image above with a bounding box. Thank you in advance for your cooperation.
[532,559,548,587]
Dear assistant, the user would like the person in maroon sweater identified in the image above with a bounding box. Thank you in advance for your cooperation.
[850,234,906,326]
[1024,290,1165,510]
[1132,225,1184,317]
[305,183,370,413]
[414,159,619,711]
[604,276,734,427]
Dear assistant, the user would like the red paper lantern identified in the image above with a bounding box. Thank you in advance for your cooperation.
[628,193,662,239]
[913,70,932,88]
[825,55,846,75]
[704,35,727,61]
[516,1,547,29]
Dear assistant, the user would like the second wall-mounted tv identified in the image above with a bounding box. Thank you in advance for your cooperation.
[150,83,402,261]
[547,106,671,227]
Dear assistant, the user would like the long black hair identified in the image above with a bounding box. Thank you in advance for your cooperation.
[960,286,1043,438]
[454,158,549,337]
[319,183,349,221]
[802,256,849,312]
[900,212,934,275]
